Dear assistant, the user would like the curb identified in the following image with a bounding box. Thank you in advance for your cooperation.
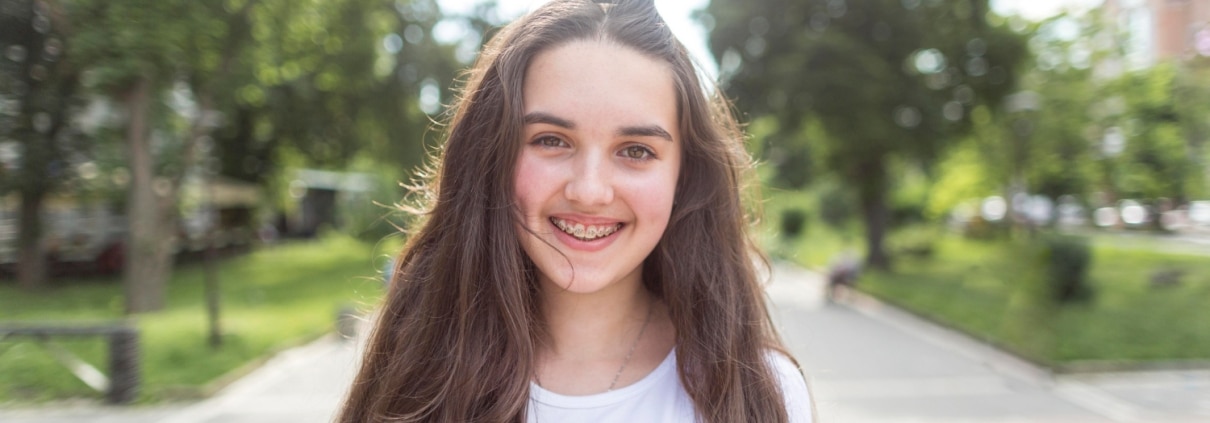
[836,285,1057,386]
[825,272,1203,423]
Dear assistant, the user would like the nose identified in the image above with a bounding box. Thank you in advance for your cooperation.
[565,151,614,206]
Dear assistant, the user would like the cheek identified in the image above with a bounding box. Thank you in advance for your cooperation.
[513,154,551,217]
[633,185,675,220]
[624,166,679,226]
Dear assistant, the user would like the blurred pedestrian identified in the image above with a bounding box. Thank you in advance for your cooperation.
[826,249,862,303]
[337,1,813,422]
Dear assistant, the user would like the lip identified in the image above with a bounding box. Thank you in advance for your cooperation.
[549,213,624,226]
[548,214,624,252]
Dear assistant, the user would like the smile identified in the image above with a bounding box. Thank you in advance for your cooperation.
[550,217,623,241]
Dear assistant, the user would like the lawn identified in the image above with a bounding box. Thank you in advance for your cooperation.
[0,233,396,403]
[855,236,1210,367]
[763,190,1210,368]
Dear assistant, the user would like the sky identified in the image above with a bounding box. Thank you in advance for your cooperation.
[990,0,1104,20]
[434,0,1104,78]
[435,0,716,75]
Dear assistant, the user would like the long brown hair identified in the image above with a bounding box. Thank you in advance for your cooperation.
[338,0,794,421]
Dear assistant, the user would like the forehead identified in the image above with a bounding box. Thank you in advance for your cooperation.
[522,40,679,137]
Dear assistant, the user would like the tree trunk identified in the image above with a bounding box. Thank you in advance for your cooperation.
[16,189,47,290]
[857,162,892,271]
[123,76,168,314]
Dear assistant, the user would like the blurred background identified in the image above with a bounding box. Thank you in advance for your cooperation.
[1,0,1208,421]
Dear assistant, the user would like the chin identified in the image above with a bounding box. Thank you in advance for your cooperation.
[538,264,638,295]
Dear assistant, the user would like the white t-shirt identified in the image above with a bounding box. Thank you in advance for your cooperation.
[527,349,813,423]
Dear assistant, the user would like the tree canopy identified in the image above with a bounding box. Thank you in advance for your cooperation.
[706,0,1028,267]
[0,0,471,304]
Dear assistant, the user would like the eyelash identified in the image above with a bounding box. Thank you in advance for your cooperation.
[533,135,567,149]
[530,136,657,161]
[619,145,656,161]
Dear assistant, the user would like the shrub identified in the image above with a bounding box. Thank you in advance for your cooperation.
[888,225,937,259]
[780,209,808,240]
[890,196,927,227]
[817,184,855,230]
[1041,235,1094,303]
[961,215,1009,240]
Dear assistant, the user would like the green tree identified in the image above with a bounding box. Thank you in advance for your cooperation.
[706,0,1027,268]
[68,0,229,312]
[3,0,456,303]
[1106,64,1201,201]
[984,15,1100,206]
[214,0,461,207]
[1019,12,1210,208]
[59,0,459,312]
[1177,56,1210,195]
[0,0,83,290]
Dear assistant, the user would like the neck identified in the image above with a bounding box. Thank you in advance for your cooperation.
[538,274,653,359]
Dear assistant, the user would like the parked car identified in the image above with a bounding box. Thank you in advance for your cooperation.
[0,199,126,276]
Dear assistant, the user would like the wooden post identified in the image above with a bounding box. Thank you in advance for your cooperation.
[204,175,222,348]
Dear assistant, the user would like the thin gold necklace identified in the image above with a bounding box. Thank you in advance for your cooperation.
[535,301,656,392]
[607,301,655,391]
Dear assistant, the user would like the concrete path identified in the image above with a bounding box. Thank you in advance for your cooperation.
[0,333,363,423]
[3,262,1208,422]
[153,335,361,423]
[766,262,1210,423]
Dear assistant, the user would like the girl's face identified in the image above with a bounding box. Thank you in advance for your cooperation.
[514,40,681,295]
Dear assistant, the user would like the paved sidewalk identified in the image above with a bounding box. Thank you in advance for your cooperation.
[766,262,1210,423]
[3,262,1208,422]
[0,333,363,423]
[155,334,361,423]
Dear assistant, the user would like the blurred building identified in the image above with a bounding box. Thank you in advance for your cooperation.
[1103,0,1210,65]
[0,177,263,277]
[0,195,125,275]
[281,169,375,238]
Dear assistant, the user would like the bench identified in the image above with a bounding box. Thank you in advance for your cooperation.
[0,322,140,404]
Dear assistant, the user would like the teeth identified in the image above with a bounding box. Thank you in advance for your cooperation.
[551,218,620,241]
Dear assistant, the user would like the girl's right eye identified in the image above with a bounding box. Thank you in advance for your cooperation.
[533,135,567,148]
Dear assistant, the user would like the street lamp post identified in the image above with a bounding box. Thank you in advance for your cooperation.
[196,112,223,348]
[203,161,221,348]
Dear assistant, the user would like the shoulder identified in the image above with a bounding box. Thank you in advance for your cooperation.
[765,350,815,423]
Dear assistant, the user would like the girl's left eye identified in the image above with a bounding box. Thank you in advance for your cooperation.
[533,136,567,148]
[620,145,655,160]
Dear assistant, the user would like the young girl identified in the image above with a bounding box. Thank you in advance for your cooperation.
[338,0,813,421]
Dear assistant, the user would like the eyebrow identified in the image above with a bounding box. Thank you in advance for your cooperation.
[617,125,673,142]
[523,112,674,142]
[524,112,575,129]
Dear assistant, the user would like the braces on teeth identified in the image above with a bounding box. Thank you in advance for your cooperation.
[551,217,622,241]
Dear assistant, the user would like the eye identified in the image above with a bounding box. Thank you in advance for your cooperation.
[532,135,567,148]
[619,145,655,161]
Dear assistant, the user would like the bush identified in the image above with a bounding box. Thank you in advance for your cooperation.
[888,225,937,259]
[1041,235,1094,303]
[817,184,855,230]
[961,215,1009,240]
[780,209,808,240]
[890,196,927,227]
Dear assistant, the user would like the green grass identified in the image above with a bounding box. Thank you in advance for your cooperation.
[761,189,1210,368]
[851,237,1210,366]
[1054,247,1210,363]
[853,237,1058,362]
[0,233,396,403]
